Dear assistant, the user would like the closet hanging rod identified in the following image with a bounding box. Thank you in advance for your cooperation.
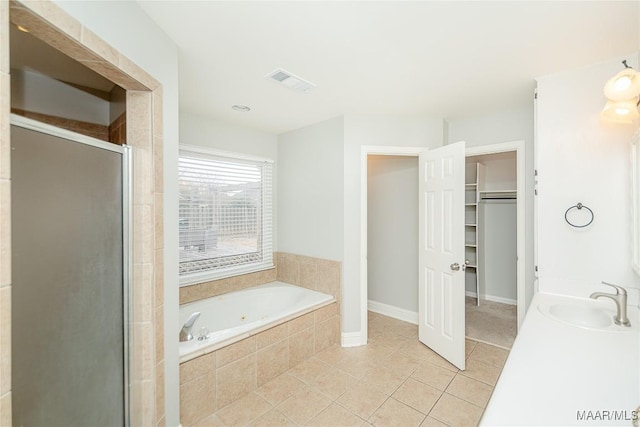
[479,190,517,200]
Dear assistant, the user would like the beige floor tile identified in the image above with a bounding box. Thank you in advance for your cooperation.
[277,386,332,425]
[360,366,405,395]
[429,393,483,427]
[193,414,224,427]
[306,402,365,427]
[421,416,449,427]
[255,373,306,405]
[459,358,502,386]
[369,397,426,427]
[384,321,418,338]
[336,383,388,420]
[315,344,349,367]
[392,378,442,415]
[421,349,460,373]
[332,357,378,379]
[398,340,439,361]
[374,331,411,348]
[468,342,509,368]
[446,374,493,408]
[465,339,478,359]
[248,408,297,427]
[288,357,331,383]
[381,350,423,378]
[215,392,272,426]
[309,367,358,400]
[411,362,456,391]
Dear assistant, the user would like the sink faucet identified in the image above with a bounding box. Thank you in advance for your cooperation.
[590,282,631,327]
[179,312,201,342]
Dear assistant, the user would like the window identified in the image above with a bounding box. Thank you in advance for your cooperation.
[178,145,273,285]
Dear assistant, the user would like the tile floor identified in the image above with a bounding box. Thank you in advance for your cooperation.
[195,311,510,427]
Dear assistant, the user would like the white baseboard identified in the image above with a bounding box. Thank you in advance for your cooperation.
[367,300,418,325]
[341,332,365,347]
[465,291,516,306]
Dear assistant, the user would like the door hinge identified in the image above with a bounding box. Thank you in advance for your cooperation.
[535,265,539,272]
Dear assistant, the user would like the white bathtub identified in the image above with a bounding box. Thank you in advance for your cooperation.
[178,281,335,362]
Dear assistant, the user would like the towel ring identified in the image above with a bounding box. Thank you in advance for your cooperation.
[564,202,594,228]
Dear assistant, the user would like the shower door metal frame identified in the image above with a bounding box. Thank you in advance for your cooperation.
[10,113,132,426]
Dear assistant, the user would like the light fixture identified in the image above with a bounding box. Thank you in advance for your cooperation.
[232,105,251,112]
[16,25,29,33]
[601,60,640,124]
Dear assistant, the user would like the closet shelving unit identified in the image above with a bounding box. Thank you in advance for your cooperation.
[465,163,484,306]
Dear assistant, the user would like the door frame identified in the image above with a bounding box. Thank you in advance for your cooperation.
[359,140,527,346]
[466,140,526,329]
[359,145,426,346]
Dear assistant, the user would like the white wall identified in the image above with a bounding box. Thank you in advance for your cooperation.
[181,112,278,160]
[53,1,181,425]
[277,117,344,261]
[343,115,443,338]
[480,201,517,301]
[11,68,110,125]
[447,104,536,311]
[536,53,640,299]
[367,155,418,312]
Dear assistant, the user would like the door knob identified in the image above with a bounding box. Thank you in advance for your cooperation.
[450,262,460,271]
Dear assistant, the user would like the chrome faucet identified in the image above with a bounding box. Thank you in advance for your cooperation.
[590,282,631,327]
[179,312,201,342]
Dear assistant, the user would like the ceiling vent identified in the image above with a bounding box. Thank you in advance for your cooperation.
[265,68,316,93]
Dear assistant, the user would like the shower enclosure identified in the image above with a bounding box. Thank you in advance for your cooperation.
[11,116,130,426]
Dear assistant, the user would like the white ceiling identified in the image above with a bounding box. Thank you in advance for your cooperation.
[138,1,640,134]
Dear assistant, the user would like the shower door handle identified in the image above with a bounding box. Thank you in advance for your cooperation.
[450,262,461,271]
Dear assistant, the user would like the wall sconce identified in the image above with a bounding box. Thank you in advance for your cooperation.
[601,60,640,124]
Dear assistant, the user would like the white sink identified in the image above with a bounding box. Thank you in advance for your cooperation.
[538,300,630,332]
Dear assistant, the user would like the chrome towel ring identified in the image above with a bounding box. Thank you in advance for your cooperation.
[564,202,594,228]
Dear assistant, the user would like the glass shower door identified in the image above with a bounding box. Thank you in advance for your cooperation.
[11,121,127,426]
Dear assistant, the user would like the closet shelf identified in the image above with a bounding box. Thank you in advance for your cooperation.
[465,203,477,206]
[465,244,477,248]
[465,223,477,227]
[465,264,478,269]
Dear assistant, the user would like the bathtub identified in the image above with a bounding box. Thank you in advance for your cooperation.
[178,281,335,362]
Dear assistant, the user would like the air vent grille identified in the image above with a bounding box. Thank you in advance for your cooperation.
[265,68,316,93]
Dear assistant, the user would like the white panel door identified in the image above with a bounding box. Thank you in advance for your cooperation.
[418,141,466,370]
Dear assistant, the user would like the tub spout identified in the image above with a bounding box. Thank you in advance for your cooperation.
[590,282,630,327]
[179,312,201,342]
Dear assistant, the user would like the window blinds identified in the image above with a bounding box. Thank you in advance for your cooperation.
[178,146,273,284]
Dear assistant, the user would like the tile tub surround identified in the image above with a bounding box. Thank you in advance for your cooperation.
[179,252,342,306]
[179,302,340,426]
[189,312,508,427]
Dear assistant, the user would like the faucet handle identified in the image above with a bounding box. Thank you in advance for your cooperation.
[601,281,627,295]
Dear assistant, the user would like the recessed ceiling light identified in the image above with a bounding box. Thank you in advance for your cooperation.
[232,105,251,112]
[17,25,29,33]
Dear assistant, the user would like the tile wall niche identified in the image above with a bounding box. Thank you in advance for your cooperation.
[1,1,164,426]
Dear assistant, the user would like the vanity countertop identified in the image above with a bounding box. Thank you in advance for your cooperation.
[481,292,639,426]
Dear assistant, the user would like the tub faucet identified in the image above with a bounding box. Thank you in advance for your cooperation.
[590,282,631,327]
[179,312,201,342]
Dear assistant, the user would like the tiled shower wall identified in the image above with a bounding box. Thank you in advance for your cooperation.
[1,1,164,426]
